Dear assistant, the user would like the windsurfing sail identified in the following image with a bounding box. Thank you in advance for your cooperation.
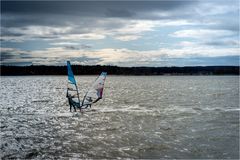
[67,61,81,107]
[82,72,107,107]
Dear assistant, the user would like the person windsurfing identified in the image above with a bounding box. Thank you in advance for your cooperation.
[66,91,82,112]
[66,61,107,112]
[66,92,76,112]
[66,61,82,112]
[86,97,93,108]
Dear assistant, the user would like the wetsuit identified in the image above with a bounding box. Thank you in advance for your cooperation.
[67,96,76,112]
[86,97,93,108]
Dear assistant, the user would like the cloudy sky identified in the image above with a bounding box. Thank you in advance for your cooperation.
[1,0,239,66]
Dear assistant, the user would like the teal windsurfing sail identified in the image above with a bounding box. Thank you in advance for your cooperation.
[82,72,107,107]
[67,61,81,108]
[67,61,76,84]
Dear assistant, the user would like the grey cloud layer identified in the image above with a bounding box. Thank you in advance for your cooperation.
[1,1,197,28]
[2,1,194,15]
[1,1,238,35]
[1,1,239,66]
[1,0,238,36]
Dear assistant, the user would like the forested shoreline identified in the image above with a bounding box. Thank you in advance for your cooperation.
[1,65,239,75]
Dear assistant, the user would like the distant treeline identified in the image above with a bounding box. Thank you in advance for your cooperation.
[0,65,239,75]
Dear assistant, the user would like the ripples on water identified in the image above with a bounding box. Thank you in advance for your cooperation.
[0,76,239,159]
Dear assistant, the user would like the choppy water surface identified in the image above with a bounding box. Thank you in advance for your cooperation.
[0,76,239,159]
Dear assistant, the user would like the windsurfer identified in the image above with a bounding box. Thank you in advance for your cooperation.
[66,93,76,112]
[86,97,92,108]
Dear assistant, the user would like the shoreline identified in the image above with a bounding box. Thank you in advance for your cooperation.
[1,66,239,76]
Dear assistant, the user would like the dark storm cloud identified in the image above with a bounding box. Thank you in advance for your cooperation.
[0,1,198,41]
[1,1,102,15]
[1,1,197,27]
[2,1,195,15]
[2,0,237,32]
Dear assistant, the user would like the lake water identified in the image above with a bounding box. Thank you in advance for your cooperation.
[0,76,239,159]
